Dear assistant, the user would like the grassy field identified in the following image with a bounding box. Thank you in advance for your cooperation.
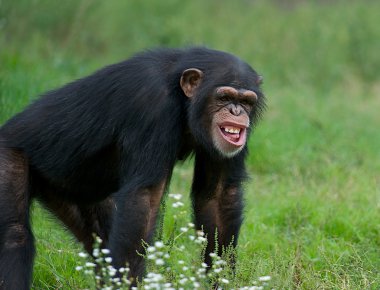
[1,0,380,289]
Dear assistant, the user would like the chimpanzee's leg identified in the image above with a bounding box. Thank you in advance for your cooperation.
[108,180,167,285]
[0,147,34,290]
[191,153,244,268]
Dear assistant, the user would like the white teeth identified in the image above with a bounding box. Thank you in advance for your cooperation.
[223,127,241,134]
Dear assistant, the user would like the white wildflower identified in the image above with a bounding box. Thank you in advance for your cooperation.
[78,252,87,258]
[195,236,207,244]
[147,246,156,253]
[155,259,165,265]
[215,259,226,265]
[172,201,184,208]
[155,241,164,248]
[92,248,99,257]
[258,276,271,282]
[196,230,204,236]
[168,193,182,200]
[101,249,111,254]
[85,262,96,267]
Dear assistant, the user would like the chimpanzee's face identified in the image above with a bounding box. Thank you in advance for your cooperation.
[208,86,257,157]
[180,67,262,158]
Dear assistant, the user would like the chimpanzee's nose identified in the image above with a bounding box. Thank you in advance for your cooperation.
[229,104,242,116]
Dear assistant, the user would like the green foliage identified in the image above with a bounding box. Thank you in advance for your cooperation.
[1,0,379,289]
[75,195,273,289]
[1,0,380,85]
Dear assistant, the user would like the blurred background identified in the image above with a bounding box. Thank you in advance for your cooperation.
[2,0,380,88]
[0,0,379,288]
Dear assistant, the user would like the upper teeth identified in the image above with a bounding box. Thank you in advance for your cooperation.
[223,127,241,134]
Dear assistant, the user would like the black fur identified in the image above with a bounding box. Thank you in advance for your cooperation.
[0,47,265,289]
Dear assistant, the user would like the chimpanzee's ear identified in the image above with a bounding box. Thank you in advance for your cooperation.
[180,68,204,98]
[256,75,264,85]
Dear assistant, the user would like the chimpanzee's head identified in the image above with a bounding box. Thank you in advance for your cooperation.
[179,50,265,159]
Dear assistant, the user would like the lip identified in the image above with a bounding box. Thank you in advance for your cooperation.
[219,121,248,129]
[218,122,248,147]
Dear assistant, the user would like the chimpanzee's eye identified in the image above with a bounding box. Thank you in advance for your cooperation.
[219,96,230,102]
[241,99,254,106]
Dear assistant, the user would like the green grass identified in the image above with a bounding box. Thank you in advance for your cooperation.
[1,0,380,289]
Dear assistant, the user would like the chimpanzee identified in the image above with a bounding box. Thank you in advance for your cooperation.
[0,47,265,289]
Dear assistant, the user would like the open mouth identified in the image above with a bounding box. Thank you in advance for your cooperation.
[219,123,247,147]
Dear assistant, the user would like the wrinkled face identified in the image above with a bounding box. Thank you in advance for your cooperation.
[210,86,257,157]
[180,67,261,158]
